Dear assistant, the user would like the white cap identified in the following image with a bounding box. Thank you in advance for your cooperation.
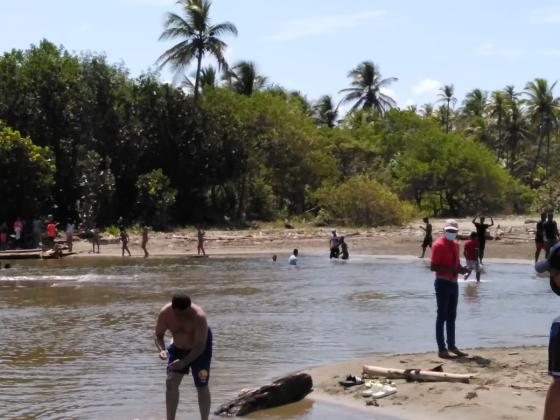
[444,219,459,231]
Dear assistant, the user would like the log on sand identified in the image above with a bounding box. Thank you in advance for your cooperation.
[215,373,313,416]
[363,365,475,384]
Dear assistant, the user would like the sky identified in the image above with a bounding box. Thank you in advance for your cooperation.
[2,0,560,108]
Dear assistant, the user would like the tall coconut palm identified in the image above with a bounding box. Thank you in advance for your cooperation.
[338,61,397,115]
[421,103,434,118]
[313,95,338,128]
[488,90,507,161]
[437,84,456,133]
[524,78,559,183]
[505,96,529,173]
[157,0,237,101]
[182,65,217,93]
[462,88,487,118]
[228,61,267,96]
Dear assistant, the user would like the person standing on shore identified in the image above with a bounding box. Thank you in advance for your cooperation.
[197,227,206,256]
[141,225,149,258]
[544,212,559,258]
[13,217,23,248]
[120,229,131,257]
[66,221,74,253]
[91,227,100,253]
[535,244,560,420]
[155,293,212,420]
[46,217,57,250]
[430,219,470,359]
[463,232,481,282]
[536,213,546,262]
[472,215,493,264]
[419,217,433,258]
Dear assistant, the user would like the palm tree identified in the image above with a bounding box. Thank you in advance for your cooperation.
[182,65,217,93]
[338,61,397,115]
[462,88,487,118]
[157,0,237,101]
[421,103,434,118]
[437,84,456,133]
[313,95,338,128]
[524,78,559,183]
[228,61,267,96]
[505,95,529,173]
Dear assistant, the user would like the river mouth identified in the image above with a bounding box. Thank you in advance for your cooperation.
[0,254,550,418]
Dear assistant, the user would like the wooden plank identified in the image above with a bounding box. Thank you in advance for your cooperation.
[363,365,475,384]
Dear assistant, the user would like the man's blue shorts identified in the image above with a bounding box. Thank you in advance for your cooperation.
[167,328,212,387]
[549,317,560,378]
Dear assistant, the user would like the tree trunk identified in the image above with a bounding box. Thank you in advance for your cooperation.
[215,373,313,416]
[193,48,203,103]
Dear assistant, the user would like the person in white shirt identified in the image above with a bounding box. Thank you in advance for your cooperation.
[288,249,298,265]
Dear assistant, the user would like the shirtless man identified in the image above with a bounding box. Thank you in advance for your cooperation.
[155,294,212,420]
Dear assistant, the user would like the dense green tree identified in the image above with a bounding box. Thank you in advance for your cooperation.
[0,123,55,222]
[158,0,237,101]
[135,169,177,227]
[339,61,397,115]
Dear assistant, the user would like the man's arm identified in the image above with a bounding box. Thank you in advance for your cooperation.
[472,215,478,224]
[154,310,168,359]
[169,317,208,369]
[489,217,494,227]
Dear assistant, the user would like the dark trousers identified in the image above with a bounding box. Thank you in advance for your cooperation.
[435,278,458,351]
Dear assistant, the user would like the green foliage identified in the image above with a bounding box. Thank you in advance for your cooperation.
[0,123,55,222]
[135,169,177,227]
[75,149,115,228]
[313,175,415,226]
[391,115,525,215]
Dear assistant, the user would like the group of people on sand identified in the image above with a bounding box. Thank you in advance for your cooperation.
[534,212,559,262]
[424,217,560,419]
[0,215,74,252]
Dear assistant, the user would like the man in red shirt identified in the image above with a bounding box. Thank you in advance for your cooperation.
[430,219,470,359]
[464,232,481,282]
[46,217,58,249]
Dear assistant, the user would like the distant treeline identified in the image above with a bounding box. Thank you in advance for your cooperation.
[0,39,556,228]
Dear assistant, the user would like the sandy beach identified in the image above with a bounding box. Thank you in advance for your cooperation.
[67,215,539,260]
[305,346,549,420]
[26,215,553,419]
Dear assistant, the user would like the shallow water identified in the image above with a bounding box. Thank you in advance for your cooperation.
[0,254,553,419]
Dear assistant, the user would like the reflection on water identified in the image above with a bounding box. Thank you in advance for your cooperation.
[0,255,551,418]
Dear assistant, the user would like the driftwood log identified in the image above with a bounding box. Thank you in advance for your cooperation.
[215,373,313,416]
[363,365,475,384]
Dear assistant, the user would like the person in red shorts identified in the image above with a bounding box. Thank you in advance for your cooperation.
[463,232,481,282]
[430,219,470,359]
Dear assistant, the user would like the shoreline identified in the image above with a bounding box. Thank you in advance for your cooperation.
[303,345,549,420]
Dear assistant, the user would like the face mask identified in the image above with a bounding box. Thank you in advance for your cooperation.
[444,231,457,241]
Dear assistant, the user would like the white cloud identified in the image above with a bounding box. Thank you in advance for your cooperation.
[530,7,560,24]
[404,98,416,107]
[412,78,442,96]
[267,10,386,41]
[474,43,523,58]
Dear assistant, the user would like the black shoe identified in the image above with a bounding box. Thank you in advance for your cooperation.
[438,350,452,359]
[449,347,468,357]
